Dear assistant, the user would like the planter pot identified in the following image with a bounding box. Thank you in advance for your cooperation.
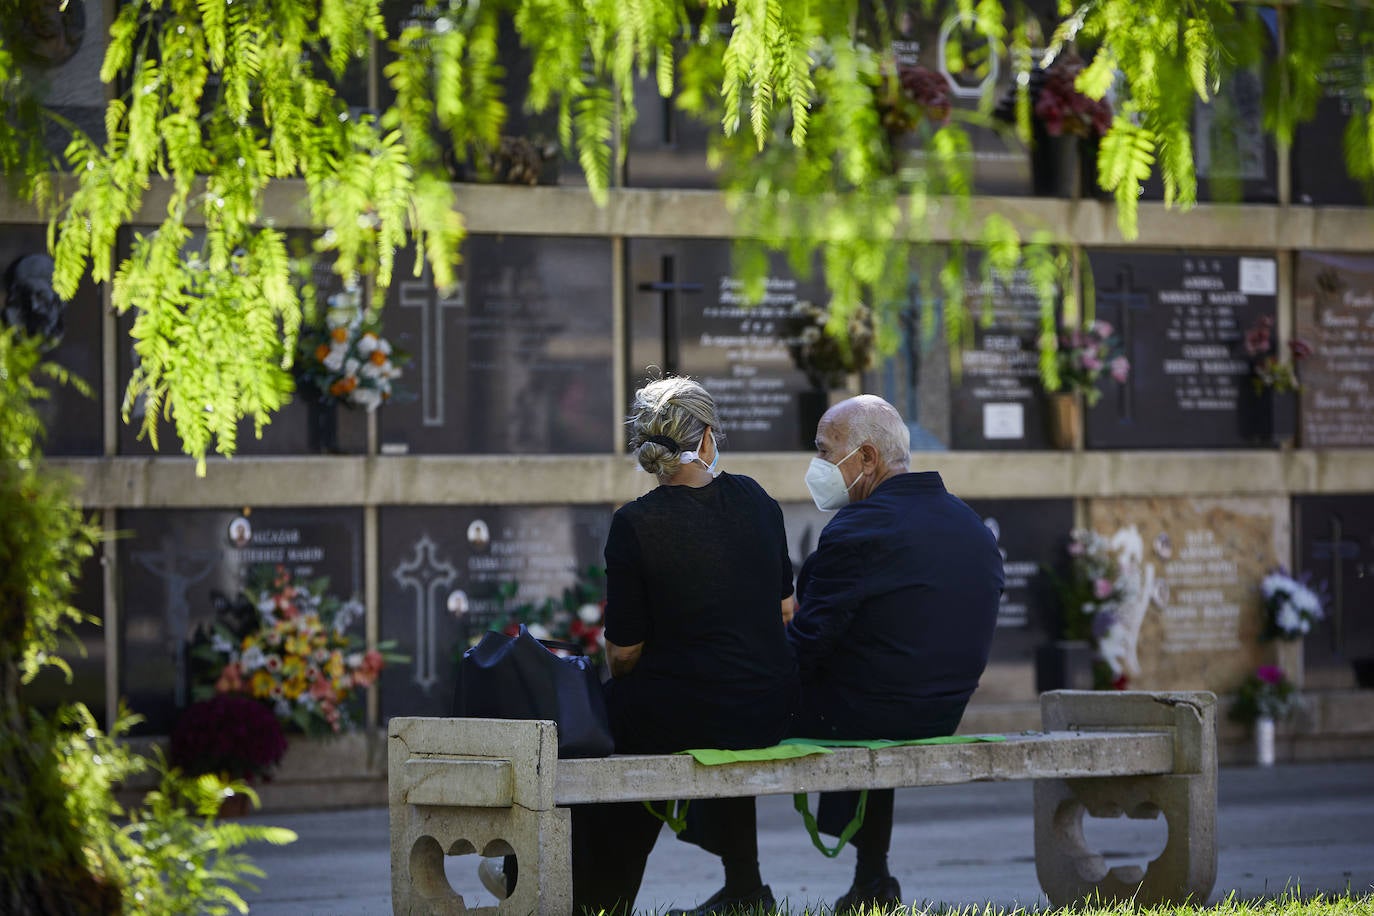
[1238,386,1297,446]
[1044,392,1081,450]
[217,791,253,819]
[1254,716,1276,767]
[1035,640,1097,692]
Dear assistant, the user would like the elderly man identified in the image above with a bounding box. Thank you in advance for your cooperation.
[790,394,1004,911]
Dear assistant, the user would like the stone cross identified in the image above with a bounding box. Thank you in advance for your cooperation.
[392,534,459,694]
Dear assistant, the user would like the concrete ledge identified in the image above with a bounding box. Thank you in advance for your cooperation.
[50,449,1374,508]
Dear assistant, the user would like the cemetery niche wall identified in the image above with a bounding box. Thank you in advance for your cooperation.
[378,505,612,720]
[117,507,364,734]
[1295,252,1374,448]
[1292,16,1374,206]
[1083,249,1279,449]
[379,235,614,454]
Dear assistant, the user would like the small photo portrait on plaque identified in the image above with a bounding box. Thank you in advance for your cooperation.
[227,516,253,549]
[466,519,491,552]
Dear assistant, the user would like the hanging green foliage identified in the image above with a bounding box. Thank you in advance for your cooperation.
[0,0,1371,465]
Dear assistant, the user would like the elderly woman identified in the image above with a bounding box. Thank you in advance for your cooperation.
[572,376,798,916]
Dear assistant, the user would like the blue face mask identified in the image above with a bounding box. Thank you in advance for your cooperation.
[679,430,720,478]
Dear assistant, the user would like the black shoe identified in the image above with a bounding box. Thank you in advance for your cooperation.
[834,875,902,913]
[667,884,777,915]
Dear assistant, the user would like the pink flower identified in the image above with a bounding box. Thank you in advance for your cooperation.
[1093,577,1115,599]
[1082,352,1102,372]
[1110,356,1130,383]
[1257,665,1286,685]
[352,649,385,688]
[1067,540,1085,557]
[1093,320,1113,338]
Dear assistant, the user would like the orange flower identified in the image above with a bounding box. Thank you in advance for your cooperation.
[352,649,385,688]
[216,661,244,693]
[331,326,349,343]
[329,377,358,397]
[314,343,331,361]
[369,349,387,366]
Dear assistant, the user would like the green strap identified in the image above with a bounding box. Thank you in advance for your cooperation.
[792,790,867,858]
[642,799,690,834]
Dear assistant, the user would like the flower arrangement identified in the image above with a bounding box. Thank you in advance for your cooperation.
[486,566,607,663]
[1048,528,1137,689]
[169,693,288,783]
[876,62,954,140]
[194,566,398,735]
[785,300,877,392]
[1052,319,1130,406]
[1243,315,1313,394]
[1260,567,1328,641]
[1032,51,1112,139]
[1228,665,1300,727]
[295,285,405,411]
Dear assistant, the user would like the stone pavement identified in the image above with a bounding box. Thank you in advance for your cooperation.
[240,760,1374,915]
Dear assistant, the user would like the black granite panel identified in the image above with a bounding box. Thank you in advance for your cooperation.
[378,505,612,721]
[118,507,363,734]
[950,259,1054,450]
[1083,250,1278,449]
[628,239,827,452]
[378,236,614,454]
[1295,495,1374,678]
[1,225,103,455]
[116,230,368,456]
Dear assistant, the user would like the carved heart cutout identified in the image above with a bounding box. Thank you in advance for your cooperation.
[1054,799,1170,884]
[409,835,519,908]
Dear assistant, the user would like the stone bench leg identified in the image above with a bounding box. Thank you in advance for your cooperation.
[1033,690,1218,908]
[390,718,572,915]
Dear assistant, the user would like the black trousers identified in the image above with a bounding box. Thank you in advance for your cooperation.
[570,796,758,914]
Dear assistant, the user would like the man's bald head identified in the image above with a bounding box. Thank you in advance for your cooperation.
[823,395,910,469]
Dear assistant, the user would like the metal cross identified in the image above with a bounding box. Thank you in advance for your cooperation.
[1098,266,1151,423]
[1311,515,1360,652]
[392,534,459,694]
[638,255,702,373]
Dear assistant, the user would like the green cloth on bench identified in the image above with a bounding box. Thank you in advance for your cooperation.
[679,734,1006,767]
[780,734,1007,749]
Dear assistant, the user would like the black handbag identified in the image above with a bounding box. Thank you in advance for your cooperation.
[452,625,615,759]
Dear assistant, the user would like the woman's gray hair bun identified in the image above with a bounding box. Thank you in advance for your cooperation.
[627,377,721,480]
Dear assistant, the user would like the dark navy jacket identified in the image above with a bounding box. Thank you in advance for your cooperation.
[788,471,1005,739]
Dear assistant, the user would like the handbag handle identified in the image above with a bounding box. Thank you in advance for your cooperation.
[793,790,868,858]
[534,636,584,655]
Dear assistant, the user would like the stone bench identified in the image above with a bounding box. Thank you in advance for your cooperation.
[389,690,1217,915]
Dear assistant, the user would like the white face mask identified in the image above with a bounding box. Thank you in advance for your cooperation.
[804,446,862,511]
[678,430,721,478]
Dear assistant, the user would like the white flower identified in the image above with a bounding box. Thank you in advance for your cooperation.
[346,652,363,668]
[323,345,347,372]
[240,645,267,671]
[273,698,291,719]
[1276,604,1302,635]
[577,603,602,625]
[528,623,552,641]
[344,357,360,377]
[333,599,364,634]
[357,332,379,356]
[211,633,233,654]
[360,361,382,380]
[376,337,392,356]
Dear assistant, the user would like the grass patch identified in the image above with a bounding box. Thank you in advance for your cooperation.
[641,890,1374,916]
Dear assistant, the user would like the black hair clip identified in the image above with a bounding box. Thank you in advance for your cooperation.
[643,434,681,451]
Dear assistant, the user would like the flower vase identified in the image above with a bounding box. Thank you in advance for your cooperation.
[308,397,341,454]
[1030,122,1078,197]
[1254,716,1276,767]
[1045,392,1081,450]
[1238,386,1297,446]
